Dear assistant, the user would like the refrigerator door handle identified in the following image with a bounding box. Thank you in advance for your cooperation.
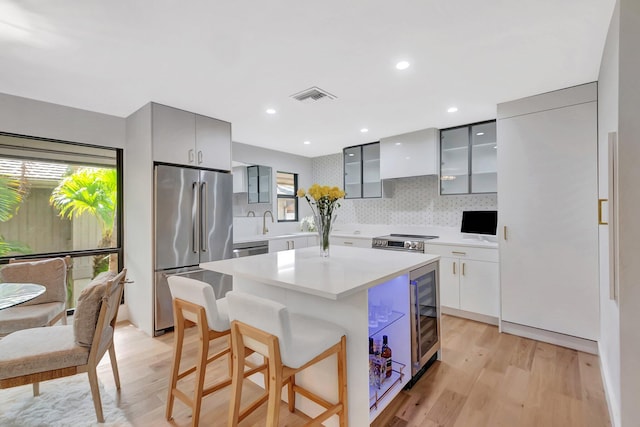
[192,182,198,253]
[200,181,208,252]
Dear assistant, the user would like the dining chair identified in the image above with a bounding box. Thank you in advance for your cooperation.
[0,269,127,423]
[0,256,72,336]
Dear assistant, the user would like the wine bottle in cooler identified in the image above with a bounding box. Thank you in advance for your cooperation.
[381,335,392,378]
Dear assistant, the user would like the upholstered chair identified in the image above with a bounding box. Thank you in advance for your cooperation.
[0,269,127,423]
[0,256,71,336]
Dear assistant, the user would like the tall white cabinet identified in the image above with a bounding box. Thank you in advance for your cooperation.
[497,83,599,344]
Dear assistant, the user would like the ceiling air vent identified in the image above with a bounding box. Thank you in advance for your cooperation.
[290,86,337,103]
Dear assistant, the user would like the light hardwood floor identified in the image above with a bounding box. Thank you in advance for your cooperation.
[0,315,610,426]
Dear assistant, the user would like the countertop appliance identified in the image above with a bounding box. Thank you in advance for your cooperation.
[154,164,233,335]
[371,234,439,252]
[461,210,498,235]
[372,234,441,386]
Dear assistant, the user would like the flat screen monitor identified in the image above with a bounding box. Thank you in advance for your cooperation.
[461,210,498,235]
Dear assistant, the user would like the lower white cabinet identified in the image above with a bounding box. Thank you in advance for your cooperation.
[426,244,499,320]
[268,236,310,252]
[330,236,372,248]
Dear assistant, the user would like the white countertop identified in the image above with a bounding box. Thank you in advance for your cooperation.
[201,246,439,300]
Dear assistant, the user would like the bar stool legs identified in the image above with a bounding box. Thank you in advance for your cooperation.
[166,298,231,427]
[228,321,348,427]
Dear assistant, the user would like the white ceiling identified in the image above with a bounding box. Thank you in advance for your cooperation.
[0,0,615,158]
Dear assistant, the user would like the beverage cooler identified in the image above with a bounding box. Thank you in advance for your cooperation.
[367,261,440,415]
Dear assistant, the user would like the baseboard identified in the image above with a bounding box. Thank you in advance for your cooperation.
[500,321,598,354]
[441,306,499,326]
[598,341,620,427]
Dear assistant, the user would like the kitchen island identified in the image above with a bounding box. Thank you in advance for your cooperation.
[201,246,440,426]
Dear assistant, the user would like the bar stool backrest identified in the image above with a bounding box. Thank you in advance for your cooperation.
[167,276,228,332]
[226,291,293,360]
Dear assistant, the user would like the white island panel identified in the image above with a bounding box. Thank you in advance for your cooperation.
[201,246,440,426]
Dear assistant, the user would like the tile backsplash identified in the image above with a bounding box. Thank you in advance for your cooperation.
[233,193,271,218]
[311,153,498,228]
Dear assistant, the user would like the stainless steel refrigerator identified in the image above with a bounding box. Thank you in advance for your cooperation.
[154,164,233,335]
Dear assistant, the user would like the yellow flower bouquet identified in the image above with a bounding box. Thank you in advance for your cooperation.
[297,184,345,257]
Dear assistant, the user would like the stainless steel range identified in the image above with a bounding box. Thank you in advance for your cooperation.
[372,233,441,387]
[371,233,439,252]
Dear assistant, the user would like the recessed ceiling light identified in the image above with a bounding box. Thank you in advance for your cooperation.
[303,141,311,145]
[360,128,369,133]
[405,156,411,160]
[395,61,410,70]
[266,108,276,115]
[395,142,402,146]
[476,132,484,136]
[447,107,458,113]
[494,146,498,149]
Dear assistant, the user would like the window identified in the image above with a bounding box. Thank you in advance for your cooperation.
[0,133,122,309]
[276,171,298,222]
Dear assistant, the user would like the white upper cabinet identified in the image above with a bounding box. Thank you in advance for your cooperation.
[380,128,438,179]
[152,103,231,171]
[232,166,247,193]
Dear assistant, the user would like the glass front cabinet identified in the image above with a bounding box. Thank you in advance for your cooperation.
[344,142,381,199]
[247,165,272,203]
[440,120,497,195]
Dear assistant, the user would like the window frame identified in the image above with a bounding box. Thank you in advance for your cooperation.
[0,131,124,287]
[276,170,298,222]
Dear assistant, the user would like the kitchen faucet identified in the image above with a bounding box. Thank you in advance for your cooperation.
[247,210,255,217]
[263,210,274,234]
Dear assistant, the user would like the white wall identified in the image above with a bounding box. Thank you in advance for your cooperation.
[0,92,125,148]
[312,153,497,227]
[597,2,621,425]
[617,0,640,425]
[232,142,314,234]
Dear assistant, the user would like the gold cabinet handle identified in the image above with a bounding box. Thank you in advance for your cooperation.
[452,251,466,256]
[503,225,508,241]
[598,199,608,225]
[453,262,456,275]
[462,262,466,276]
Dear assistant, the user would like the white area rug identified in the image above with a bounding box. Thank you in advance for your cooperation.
[0,375,132,427]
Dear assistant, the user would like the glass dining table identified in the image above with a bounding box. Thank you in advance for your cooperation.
[0,283,46,310]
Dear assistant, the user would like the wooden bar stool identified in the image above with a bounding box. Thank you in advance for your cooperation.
[226,291,348,426]
[166,277,266,427]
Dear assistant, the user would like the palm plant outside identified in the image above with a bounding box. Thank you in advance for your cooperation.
[50,167,118,281]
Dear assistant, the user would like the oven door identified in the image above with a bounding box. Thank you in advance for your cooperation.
[409,262,440,376]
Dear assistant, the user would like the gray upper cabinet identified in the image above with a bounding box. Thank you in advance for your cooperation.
[344,142,381,199]
[152,103,231,171]
[195,114,232,171]
[440,120,497,195]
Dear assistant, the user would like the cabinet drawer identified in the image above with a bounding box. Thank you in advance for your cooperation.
[330,236,372,248]
[425,244,498,263]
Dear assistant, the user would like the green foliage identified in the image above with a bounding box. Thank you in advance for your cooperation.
[0,175,25,222]
[0,175,31,256]
[50,168,117,233]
